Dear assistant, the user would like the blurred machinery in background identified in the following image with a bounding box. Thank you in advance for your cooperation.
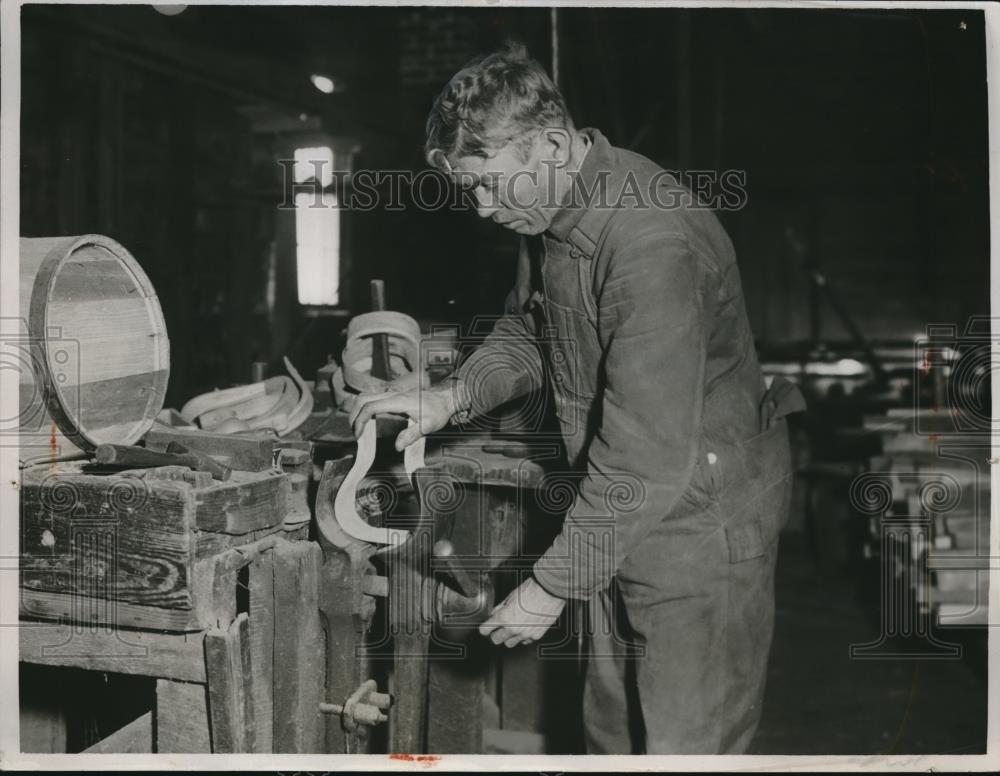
[761,317,991,635]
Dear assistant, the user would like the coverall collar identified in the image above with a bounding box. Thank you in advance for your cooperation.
[546,127,610,244]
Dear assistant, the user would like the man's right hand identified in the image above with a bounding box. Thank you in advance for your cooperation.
[348,382,463,451]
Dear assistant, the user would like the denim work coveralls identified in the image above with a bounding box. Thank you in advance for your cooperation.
[453,129,804,753]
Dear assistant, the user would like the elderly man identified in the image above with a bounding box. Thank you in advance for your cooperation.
[350,43,804,754]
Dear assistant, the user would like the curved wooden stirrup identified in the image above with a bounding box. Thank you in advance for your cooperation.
[403,418,426,481]
[332,418,425,547]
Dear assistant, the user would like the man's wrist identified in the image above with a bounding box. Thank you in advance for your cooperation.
[442,375,473,424]
[531,566,569,600]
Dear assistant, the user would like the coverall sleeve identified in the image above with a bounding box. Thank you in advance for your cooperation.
[448,309,545,421]
[532,234,710,599]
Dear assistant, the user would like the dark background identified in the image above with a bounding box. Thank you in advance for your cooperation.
[16,4,991,756]
[20,4,989,407]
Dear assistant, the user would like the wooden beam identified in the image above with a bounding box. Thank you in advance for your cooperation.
[204,612,256,753]
[272,541,324,753]
[20,622,206,682]
[83,711,153,753]
[19,590,200,632]
[192,472,288,534]
[144,426,275,472]
[156,679,211,753]
[248,552,276,752]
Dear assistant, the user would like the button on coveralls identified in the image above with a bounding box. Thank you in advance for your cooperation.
[452,129,804,753]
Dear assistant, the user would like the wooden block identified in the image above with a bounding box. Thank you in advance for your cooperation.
[194,518,293,559]
[318,544,376,755]
[83,711,153,753]
[191,553,237,631]
[156,679,211,753]
[249,552,275,752]
[285,474,310,527]
[935,569,982,592]
[19,700,67,753]
[193,471,288,534]
[20,622,207,681]
[426,649,485,754]
[388,563,431,755]
[279,447,312,478]
[20,465,195,621]
[20,514,194,610]
[20,464,291,630]
[145,426,275,471]
[272,541,323,753]
[19,591,201,632]
[205,613,256,753]
[482,727,546,754]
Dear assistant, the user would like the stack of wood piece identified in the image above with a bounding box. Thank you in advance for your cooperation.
[19,423,323,753]
[862,408,990,627]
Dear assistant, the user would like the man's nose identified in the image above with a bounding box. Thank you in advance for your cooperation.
[473,189,499,219]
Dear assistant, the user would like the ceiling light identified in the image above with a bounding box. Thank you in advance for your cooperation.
[311,74,336,94]
[152,4,187,16]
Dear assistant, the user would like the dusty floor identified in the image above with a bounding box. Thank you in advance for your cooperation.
[502,530,988,754]
[750,532,987,755]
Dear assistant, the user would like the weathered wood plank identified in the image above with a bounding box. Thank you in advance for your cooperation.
[279,447,312,477]
[20,466,193,533]
[83,711,153,753]
[426,643,487,754]
[272,541,323,753]
[19,591,200,632]
[318,548,373,755]
[248,552,275,752]
[145,426,275,471]
[193,471,288,534]
[156,679,211,753]
[193,514,304,559]
[190,552,237,631]
[20,515,194,610]
[20,622,206,681]
[285,473,311,527]
[20,465,196,616]
[19,701,68,753]
[205,613,256,753]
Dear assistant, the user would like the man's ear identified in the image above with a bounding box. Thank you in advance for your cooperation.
[541,127,572,167]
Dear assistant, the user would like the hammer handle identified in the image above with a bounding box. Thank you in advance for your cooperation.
[370,280,392,381]
[95,444,199,470]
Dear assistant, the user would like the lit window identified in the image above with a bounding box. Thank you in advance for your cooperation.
[293,146,339,306]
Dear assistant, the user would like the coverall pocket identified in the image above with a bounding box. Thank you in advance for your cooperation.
[682,434,726,510]
[722,419,793,562]
[543,299,600,402]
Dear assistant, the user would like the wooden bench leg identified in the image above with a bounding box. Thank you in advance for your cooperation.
[204,612,256,753]
[155,679,210,752]
[272,541,323,753]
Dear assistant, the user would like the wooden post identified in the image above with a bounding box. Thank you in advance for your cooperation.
[272,541,324,753]
[248,552,276,752]
[204,613,256,753]
[156,679,211,753]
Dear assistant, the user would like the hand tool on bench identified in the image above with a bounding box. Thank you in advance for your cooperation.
[94,443,231,480]
[369,279,393,382]
[164,441,233,481]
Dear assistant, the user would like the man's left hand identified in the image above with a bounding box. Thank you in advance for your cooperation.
[479,576,566,648]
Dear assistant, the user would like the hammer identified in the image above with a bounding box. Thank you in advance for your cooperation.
[369,279,393,381]
[95,443,232,481]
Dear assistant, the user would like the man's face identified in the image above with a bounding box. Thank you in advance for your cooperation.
[449,133,557,236]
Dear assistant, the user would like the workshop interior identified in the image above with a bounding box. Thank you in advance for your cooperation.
[15,3,990,756]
